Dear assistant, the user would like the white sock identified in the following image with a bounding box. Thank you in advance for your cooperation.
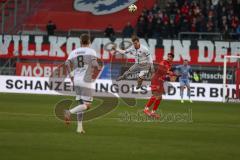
[77,121,83,132]
[69,104,87,114]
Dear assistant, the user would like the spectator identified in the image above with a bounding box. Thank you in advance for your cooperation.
[136,17,147,38]
[231,15,239,31]
[181,1,190,15]
[169,19,176,38]
[122,22,134,38]
[152,19,162,39]
[180,16,190,32]
[151,2,160,14]
[147,11,155,37]
[46,20,56,35]
[206,19,214,32]
[222,23,230,39]
[160,21,170,38]
[104,24,115,38]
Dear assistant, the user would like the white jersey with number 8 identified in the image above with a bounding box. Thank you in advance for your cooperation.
[66,47,98,101]
[66,47,98,82]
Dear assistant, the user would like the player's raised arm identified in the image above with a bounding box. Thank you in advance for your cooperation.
[111,44,132,55]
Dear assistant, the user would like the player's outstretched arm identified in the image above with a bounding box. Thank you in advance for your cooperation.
[111,45,130,55]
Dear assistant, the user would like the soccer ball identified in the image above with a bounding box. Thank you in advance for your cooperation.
[128,4,137,13]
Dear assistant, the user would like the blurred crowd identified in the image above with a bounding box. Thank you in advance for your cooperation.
[104,0,240,39]
[135,0,240,38]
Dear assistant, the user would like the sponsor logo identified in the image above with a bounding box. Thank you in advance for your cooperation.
[0,76,237,102]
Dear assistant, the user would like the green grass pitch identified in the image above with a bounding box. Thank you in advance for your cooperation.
[0,93,240,160]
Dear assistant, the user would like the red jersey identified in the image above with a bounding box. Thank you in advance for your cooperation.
[152,60,172,83]
[150,60,173,93]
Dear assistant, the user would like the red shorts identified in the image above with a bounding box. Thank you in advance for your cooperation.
[151,79,164,94]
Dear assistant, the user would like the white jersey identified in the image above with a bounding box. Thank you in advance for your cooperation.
[123,45,152,64]
[66,47,98,83]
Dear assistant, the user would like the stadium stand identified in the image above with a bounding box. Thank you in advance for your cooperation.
[14,0,239,40]
[136,0,240,39]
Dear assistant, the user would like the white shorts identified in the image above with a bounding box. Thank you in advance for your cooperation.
[139,70,149,77]
[74,77,93,102]
[128,63,150,78]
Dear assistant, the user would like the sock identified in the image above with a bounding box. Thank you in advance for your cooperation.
[145,96,156,109]
[70,104,87,114]
[77,121,83,132]
[180,89,184,99]
[77,112,83,121]
[152,99,161,111]
[187,88,191,99]
[77,112,84,132]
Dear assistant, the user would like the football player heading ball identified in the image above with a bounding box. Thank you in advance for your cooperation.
[112,36,154,89]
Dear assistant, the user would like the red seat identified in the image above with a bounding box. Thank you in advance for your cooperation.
[24,0,155,31]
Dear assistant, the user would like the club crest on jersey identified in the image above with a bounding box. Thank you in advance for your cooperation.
[73,0,137,15]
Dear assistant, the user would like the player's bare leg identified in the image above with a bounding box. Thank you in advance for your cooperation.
[136,77,144,89]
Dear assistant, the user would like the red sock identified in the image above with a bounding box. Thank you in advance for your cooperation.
[152,99,161,111]
[145,96,156,108]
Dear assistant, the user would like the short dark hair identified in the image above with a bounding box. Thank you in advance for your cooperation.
[131,35,139,42]
[80,34,90,45]
[168,53,174,58]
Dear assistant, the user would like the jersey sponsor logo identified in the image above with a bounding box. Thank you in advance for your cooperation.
[74,0,137,15]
